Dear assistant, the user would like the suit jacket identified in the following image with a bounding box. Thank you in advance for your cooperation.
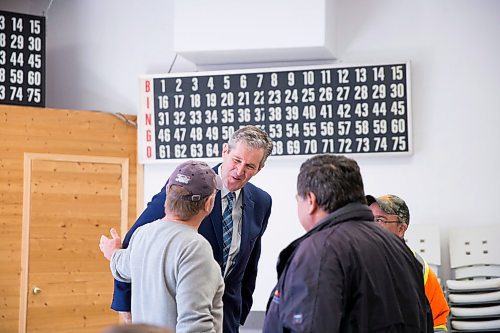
[112,165,272,333]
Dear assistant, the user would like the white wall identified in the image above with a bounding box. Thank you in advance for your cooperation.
[3,0,500,311]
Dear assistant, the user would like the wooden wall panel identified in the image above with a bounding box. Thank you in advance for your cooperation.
[0,105,138,333]
[24,157,125,333]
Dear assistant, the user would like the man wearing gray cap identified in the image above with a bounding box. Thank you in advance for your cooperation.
[99,160,224,333]
[367,194,450,332]
[112,125,273,333]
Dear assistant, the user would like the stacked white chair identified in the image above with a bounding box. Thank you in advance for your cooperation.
[446,225,500,332]
[404,224,442,280]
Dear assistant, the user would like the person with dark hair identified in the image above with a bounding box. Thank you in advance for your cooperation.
[263,154,432,333]
[99,160,224,332]
[111,125,274,333]
[367,194,450,332]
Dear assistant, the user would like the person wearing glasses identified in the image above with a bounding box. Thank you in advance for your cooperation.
[263,155,432,333]
[367,194,450,332]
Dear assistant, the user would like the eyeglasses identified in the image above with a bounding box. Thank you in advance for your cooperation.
[375,217,401,225]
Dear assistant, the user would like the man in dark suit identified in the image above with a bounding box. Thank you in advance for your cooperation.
[111,125,273,333]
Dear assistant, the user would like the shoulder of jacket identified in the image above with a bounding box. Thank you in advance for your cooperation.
[244,182,271,199]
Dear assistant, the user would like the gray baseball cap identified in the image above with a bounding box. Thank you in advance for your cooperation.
[168,160,223,201]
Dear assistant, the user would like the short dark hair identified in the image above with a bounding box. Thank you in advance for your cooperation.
[228,125,273,170]
[165,185,212,220]
[297,154,366,213]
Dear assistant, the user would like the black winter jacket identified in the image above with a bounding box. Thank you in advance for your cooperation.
[263,202,433,333]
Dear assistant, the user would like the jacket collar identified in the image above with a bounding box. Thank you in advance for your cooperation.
[276,202,373,275]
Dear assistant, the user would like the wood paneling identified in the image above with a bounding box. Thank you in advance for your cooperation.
[0,105,138,333]
[25,158,123,333]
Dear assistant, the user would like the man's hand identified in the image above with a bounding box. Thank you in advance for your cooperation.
[99,228,122,260]
[119,311,132,324]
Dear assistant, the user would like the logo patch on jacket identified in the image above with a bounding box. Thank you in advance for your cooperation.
[272,289,280,304]
[293,313,303,324]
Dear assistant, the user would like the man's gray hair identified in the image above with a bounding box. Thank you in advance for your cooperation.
[227,125,273,170]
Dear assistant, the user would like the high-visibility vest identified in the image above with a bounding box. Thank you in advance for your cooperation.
[413,250,450,332]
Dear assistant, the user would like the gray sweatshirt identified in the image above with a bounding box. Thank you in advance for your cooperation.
[110,220,224,333]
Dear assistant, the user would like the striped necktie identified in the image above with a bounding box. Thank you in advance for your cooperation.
[222,192,234,273]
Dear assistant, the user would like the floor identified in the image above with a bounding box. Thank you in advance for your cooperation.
[240,311,264,333]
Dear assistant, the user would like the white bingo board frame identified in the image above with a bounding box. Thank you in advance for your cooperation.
[138,62,412,164]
